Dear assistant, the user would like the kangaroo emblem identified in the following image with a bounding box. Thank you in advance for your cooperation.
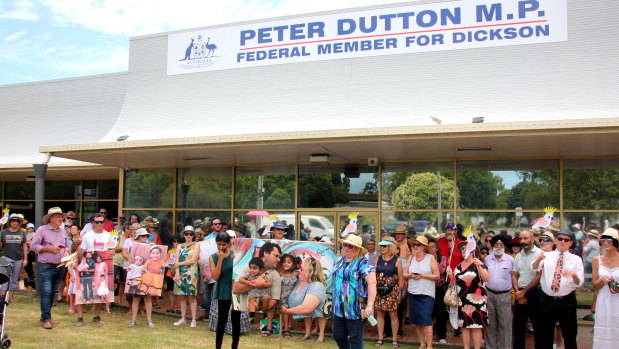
[179,38,194,61]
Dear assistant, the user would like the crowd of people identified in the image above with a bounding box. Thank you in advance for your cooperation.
[1,207,618,349]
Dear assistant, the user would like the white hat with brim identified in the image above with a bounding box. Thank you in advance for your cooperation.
[8,213,25,224]
[42,207,65,224]
[183,225,195,233]
[134,228,150,240]
[601,228,619,241]
[339,234,367,254]
[226,230,236,238]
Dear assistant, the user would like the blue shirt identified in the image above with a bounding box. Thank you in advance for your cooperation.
[484,252,514,292]
[287,280,327,319]
[332,256,375,320]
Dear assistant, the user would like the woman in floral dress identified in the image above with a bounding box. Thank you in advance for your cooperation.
[173,227,201,327]
[447,241,490,349]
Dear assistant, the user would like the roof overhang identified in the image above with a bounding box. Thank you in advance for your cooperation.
[41,118,619,169]
[0,161,119,182]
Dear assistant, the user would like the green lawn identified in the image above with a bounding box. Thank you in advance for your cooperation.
[6,295,419,348]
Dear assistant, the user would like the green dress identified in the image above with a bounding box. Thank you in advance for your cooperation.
[173,242,199,295]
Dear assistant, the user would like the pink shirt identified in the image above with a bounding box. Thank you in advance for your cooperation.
[30,224,69,264]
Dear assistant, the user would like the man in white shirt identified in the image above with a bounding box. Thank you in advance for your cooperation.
[532,229,584,349]
[512,230,542,349]
[76,213,112,327]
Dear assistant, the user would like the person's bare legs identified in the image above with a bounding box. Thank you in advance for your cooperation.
[415,325,426,347]
[390,310,400,344]
[188,295,197,324]
[376,309,385,342]
[144,296,153,322]
[304,317,312,338]
[131,297,140,322]
[462,328,471,349]
[471,328,483,349]
[317,317,326,342]
[423,325,433,348]
[179,295,187,320]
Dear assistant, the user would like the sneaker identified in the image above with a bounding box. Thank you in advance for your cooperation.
[93,316,106,324]
[76,318,84,327]
[439,339,447,344]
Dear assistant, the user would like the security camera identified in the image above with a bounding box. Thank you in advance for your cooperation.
[368,158,379,167]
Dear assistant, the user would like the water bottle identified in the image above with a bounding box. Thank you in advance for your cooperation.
[367,314,377,326]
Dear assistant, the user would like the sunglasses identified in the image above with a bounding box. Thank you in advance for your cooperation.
[66,217,76,220]
[93,221,105,224]
[99,212,108,215]
[412,243,423,247]
[556,237,572,242]
[480,251,489,255]
[342,244,355,249]
[212,222,222,226]
[485,239,492,242]
[600,238,615,244]
[9,219,20,222]
[539,238,551,243]
[171,240,179,243]
[184,232,195,236]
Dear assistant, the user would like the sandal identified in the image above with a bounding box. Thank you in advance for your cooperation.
[128,320,137,327]
[299,336,311,341]
[147,320,155,328]
[261,329,272,337]
[392,341,399,348]
[375,340,384,346]
[283,330,291,338]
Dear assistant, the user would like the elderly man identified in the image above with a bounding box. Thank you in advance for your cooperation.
[532,229,584,349]
[393,225,410,259]
[30,207,70,329]
[437,223,463,270]
[512,230,542,349]
[485,234,515,349]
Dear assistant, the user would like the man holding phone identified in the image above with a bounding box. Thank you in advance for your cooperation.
[30,207,70,330]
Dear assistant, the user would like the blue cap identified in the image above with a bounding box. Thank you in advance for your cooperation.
[444,222,456,230]
[87,214,95,220]
[272,221,288,230]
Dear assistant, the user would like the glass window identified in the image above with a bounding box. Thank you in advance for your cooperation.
[457,159,559,210]
[382,162,454,210]
[563,158,619,210]
[5,181,35,200]
[3,201,34,224]
[176,210,232,234]
[235,165,295,209]
[84,180,119,200]
[177,167,232,209]
[45,181,81,200]
[123,169,174,208]
[122,209,175,244]
[299,163,378,208]
[381,211,452,237]
[299,213,334,241]
[456,211,545,236]
[563,212,619,232]
[338,213,377,241]
[235,211,296,239]
[0,182,4,200]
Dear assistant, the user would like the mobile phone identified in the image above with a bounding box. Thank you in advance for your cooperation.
[413,273,419,275]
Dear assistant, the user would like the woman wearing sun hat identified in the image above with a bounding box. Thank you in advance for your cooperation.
[0,213,28,303]
[592,228,619,349]
[373,236,403,347]
[404,235,440,349]
[331,234,377,349]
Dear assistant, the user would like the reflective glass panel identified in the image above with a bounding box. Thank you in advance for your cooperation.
[563,158,619,210]
[235,165,295,210]
[45,181,81,200]
[124,169,174,208]
[84,180,119,200]
[457,211,545,236]
[235,211,296,239]
[177,167,232,209]
[381,211,453,237]
[5,182,34,200]
[382,162,454,210]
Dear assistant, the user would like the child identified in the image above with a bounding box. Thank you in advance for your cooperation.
[66,241,80,314]
[126,256,145,294]
[279,254,299,338]
[239,257,271,312]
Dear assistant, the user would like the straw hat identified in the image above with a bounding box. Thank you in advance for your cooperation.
[415,235,429,246]
[42,207,64,224]
[394,225,407,234]
[601,228,619,241]
[340,234,367,254]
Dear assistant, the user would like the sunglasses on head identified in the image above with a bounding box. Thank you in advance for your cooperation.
[94,221,105,224]
[556,237,572,242]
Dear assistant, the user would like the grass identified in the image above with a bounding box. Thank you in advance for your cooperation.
[576,288,595,307]
[6,294,417,348]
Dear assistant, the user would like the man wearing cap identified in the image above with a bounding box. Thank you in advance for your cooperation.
[30,207,70,329]
[437,223,464,270]
[484,234,515,349]
[532,229,584,349]
[512,230,542,349]
[76,213,112,327]
[393,226,411,260]
[0,213,28,303]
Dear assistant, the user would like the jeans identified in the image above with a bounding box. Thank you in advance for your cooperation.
[39,264,65,322]
[203,282,215,313]
[332,315,366,349]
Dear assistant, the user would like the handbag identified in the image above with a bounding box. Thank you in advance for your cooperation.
[442,241,459,307]
[377,285,394,296]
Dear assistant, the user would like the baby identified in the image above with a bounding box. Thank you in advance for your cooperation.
[239,257,272,312]
[125,256,145,293]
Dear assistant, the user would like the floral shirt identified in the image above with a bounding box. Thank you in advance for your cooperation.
[332,256,375,320]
